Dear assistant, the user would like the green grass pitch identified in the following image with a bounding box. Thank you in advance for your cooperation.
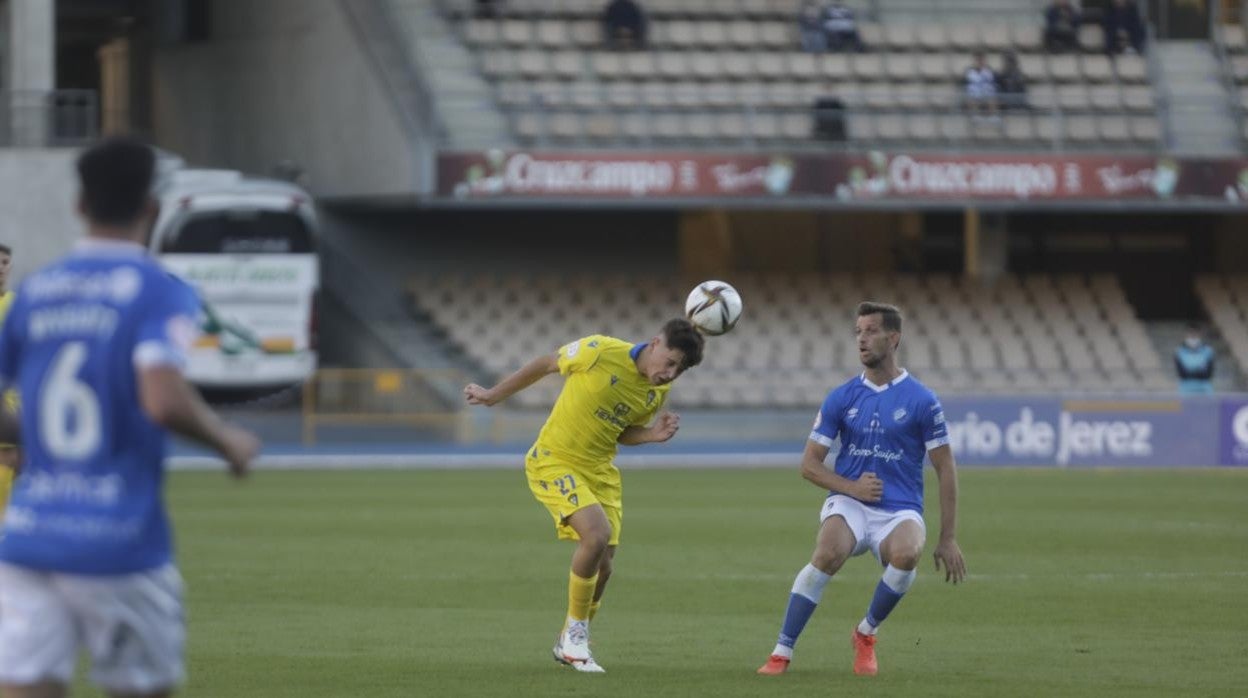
[69,467,1248,697]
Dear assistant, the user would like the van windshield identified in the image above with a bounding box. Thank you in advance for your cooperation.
[161,210,313,254]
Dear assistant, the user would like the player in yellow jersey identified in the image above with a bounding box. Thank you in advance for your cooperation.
[464,318,705,672]
[0,243,16,514]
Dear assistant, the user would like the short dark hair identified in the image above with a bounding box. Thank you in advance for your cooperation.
[856,301,902,333]
[77,137,156,226]
[0,243,10,256]
[662,318,705,371]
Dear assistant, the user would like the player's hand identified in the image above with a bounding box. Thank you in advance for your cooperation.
[933,539,966,584]
[649,411,680,443]
[853,472,883,502]
[220,425,260,479]
[463,383,497,406]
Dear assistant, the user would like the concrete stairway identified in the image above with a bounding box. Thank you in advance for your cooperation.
[1153,41,1241,155]
[385,0,511,148]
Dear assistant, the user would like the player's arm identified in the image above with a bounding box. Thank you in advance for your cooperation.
[464,353,560,407]
[618,411,679,445]
[0,402,16,445]
[138,366,259,478]
[799,439,882,502]
[928,444,966,584]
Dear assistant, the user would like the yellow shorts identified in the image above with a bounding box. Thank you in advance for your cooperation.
[525,450,622,546]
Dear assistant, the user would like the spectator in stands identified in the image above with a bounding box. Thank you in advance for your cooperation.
[798,1,828,52]
[996,51,1028,110]
[812,84,848,142]
[1174,323,1215,394]
[1103,0,1146,55]
[603,0,649,50]
[963,52,999,121]
[823,0,865,53]
[475,0,502,19]
[1043,0,1082,53]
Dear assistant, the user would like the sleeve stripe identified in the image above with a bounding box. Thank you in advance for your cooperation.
[925,436,951,451]
[809,431,836,448]
[133,341,187,370]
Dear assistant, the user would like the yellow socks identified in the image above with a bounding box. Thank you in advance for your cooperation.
[567,570,598,623]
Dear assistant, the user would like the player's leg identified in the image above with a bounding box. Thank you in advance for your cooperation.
[851,515,925,676]
[759,496,865,674]
[555,504,611,672]
[66,565,185,698]
[589,545,616,622]
[0,565,76,698]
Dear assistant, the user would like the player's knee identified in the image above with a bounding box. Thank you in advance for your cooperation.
[581,528,611,554]
[811,548,848,574]
[887,546,922,570]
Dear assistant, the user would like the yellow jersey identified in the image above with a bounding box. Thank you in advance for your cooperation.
[0,290,13,324]
[534,335,669,468]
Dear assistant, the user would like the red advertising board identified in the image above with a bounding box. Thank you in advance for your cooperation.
[438,150,1248,203]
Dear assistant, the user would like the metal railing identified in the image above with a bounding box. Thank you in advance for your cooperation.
[0,90,98,148]
[432,82,1163,153]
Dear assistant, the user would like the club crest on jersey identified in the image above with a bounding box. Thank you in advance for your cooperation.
[588,340,599,348]
[893,407,908,423]
[610,375,619,386]
[646,390,656,406]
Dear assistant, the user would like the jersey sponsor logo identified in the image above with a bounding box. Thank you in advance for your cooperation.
[594,402,632,428]
[565,340,581,358]
[893,407,908,423]
[845,442,905,462]
[26,267,142,304]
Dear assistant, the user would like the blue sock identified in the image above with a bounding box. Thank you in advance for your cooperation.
[773,564,831,656]
[862,564,915,633]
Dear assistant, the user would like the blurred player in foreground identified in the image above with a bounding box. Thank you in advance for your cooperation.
[464,319,704,672]
[0,242,17,511]
[757,302,966,677]
[0,137,260,698]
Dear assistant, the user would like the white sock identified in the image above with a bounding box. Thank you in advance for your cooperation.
[791,563,833,602]
[771,644,794,659]
[881,564,916,594]
[857,618,877,636]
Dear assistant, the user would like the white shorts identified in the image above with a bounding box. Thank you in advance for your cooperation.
[0,562,185,693]
[820,495,925,562]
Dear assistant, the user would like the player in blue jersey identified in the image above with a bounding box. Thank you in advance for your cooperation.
[757,301,966,677]
[0,137,260,698]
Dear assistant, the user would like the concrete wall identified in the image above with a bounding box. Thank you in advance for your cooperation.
[0,149,83,284]
[151,0,420,199]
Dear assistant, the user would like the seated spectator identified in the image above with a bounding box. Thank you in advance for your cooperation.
[996,51,1028,110]
[798,0,827,53]
[963,52,999,120]
[1043,0,1082,52]
[1103,0,1146,55]
[823,0,865,53]
[603,0,648,50]
[812,88,848,142]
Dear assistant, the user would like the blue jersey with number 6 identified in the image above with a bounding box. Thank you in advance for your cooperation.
[0,241,201,574]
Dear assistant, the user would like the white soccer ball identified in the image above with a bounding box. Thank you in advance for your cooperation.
[684,280,743,336]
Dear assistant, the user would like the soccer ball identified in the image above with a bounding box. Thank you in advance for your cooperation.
[684,280,743,336]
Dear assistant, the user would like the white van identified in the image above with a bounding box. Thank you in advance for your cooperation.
[149,168,318,389]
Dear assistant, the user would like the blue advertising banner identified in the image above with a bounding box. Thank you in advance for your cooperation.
[939,397,1223,467]
[1218,399,1248,466]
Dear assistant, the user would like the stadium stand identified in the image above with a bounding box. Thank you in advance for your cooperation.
[408,271,1172,407]
[435,0,1161,149]
[1195,274,1248,376]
